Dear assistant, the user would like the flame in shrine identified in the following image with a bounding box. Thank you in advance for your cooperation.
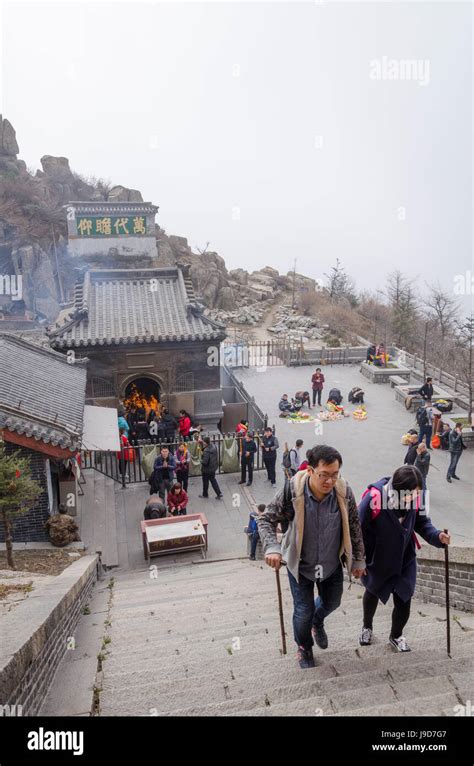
[124,384,161,418]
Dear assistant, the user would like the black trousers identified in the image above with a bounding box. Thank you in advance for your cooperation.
[363,590,411,639]
[312,389,322,406]
[241,459,254,484]
[176,470,189,491]
[263,455,276,483]
[202,471,221,497]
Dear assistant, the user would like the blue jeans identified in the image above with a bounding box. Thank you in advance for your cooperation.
[250,530,260,557]
[447,451,461,478]
[287,564,343,650]
[419,424,432,448]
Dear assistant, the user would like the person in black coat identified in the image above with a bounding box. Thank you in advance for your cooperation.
[239,432,257,486]
[199,436,223,499]
[260,427,279,487]
[404,433,419,465]
[358,465,450,652]
[161,408,178,444]
[418,377,434,401]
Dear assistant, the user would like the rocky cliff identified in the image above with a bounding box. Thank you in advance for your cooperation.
[0,116,317,331]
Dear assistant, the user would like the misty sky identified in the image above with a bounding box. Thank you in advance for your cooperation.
[2,1,472,305]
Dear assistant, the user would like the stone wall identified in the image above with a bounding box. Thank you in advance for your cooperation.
[414,544,473,612]
[0,555,98,715]
[0,444,50,543]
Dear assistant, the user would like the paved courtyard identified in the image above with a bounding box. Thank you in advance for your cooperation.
[236,364,473,546]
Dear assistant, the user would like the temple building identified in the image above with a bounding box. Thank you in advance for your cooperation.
[47,267,226,428]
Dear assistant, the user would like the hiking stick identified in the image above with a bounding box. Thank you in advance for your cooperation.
[275,563,287,655]
[444,528,451,658]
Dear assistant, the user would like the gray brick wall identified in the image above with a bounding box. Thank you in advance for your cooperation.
[1,557,98,716]
[415,559,473,612]
[0,443,50,543]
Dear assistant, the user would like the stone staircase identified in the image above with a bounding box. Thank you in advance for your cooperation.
[98,558,474,717]
[77,468,119,568]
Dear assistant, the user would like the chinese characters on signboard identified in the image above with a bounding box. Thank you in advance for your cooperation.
[76,216,147,237]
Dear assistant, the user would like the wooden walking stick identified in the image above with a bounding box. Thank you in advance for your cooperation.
[275,562,287,655]
[444,528,451,658]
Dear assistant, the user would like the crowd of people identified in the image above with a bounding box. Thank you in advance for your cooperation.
[117,405,203,446]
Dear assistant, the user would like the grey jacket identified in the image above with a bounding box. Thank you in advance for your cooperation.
[257,470,366,583]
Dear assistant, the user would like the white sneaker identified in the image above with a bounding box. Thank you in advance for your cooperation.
[271,483,277,488]
[359,627,373,646]
[389,635,411,652]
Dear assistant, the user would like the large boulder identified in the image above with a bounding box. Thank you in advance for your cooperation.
[229,268,248,285]
[40,155,74,182]
[107,185,143,202]
[0,116,19,156]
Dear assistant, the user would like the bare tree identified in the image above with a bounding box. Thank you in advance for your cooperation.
[454,315,473,423]
[386,270,419,348]
[324,259,357,307]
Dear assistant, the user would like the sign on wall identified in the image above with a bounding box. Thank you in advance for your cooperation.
[76,215,147,237]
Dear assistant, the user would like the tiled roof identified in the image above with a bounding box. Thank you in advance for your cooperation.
[47,267,226,348]
[65,201,158,215]
[0,334,87,451]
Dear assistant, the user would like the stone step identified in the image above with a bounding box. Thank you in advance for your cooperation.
[230,691,462,718]
[101,655,471,714]
[101,674,461,717]
[104,610,471,657]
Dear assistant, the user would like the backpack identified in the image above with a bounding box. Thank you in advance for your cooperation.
[416,406,428,427]
[282,447,296,471]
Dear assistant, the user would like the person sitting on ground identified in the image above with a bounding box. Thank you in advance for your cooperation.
[404,433,419,465]
[279,394,295,415]
[144,496,167,520]
[366,344,376,364]
[294,391,311,409]
[167,482,189,516]
[246,504,266,560]
[418,377,434,401]
[45,504,81,547]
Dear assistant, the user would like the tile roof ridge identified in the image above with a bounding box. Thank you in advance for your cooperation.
[0,331,87,365]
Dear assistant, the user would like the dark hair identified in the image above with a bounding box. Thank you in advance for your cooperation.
[392,465,423,492]
[118,407,125,417]
[455,422,464,429]
[179,409,188,417]
[119,427,126,435]
[172,482,182,492]
[257,504,266,512]
[296,439,304,448]
[161,445,169,451]
[426,377,432,382]
[316,368,321,372]
[203,436,211,445]
[137,408,146,419]
[264,426,272,433]
[307,444,343,468]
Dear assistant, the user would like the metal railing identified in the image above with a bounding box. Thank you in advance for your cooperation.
[81,429,275,487]
[221,365,268,431]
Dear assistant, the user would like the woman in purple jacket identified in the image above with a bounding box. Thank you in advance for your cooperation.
[358,465,450,652]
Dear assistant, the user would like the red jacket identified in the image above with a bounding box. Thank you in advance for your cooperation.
[179,416,191,437]
[116,434,134,461]
[167,489,189,512]
[311,373,325,391]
